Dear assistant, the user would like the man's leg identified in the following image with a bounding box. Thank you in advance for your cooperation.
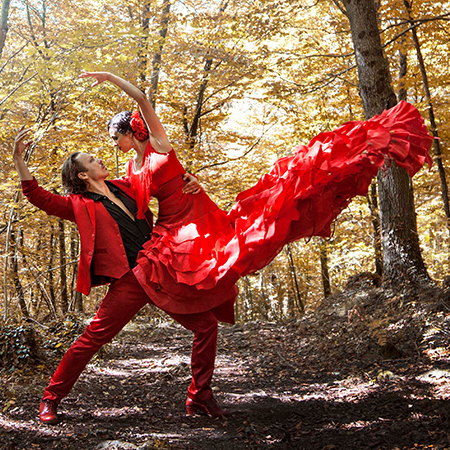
[42,271,148,405]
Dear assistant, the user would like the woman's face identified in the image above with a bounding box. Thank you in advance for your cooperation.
[109,126,134,153]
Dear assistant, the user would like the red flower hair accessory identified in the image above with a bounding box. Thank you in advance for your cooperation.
[130,111,149,141]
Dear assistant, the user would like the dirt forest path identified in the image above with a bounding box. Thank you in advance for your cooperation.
[1,282,450,449]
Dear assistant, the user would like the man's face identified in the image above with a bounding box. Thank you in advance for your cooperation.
[76,153,109,184]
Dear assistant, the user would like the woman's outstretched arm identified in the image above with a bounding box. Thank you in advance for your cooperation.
[80,70,172,153]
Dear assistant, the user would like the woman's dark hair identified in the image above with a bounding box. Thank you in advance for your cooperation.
[61,152,88,194]
[107,111,149,140]
[108,111,133,135]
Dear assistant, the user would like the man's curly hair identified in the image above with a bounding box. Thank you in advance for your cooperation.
[61,152,88,194]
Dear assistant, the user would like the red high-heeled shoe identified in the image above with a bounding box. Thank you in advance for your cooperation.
[186,396,230,417]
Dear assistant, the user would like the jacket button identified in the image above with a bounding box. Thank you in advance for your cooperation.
[88,251,92,256]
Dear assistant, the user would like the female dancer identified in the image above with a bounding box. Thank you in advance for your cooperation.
[80,70,433,322]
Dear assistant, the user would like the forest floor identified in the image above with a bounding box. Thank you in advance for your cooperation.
[1,273,450,450]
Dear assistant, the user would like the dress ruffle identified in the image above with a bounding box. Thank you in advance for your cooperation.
[133,101,432,320]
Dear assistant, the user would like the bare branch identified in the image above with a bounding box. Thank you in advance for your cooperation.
[0,41,29,75]
[0,72,37,107]
[194,125,274,174]
[331,0,347,16]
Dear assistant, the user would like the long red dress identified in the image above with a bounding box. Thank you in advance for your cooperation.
[130,101,432,322]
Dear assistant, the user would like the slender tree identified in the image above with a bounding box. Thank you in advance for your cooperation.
[342,0,430,287]
[69,226,83,312]
[148,0,171,108]
[366,182,383,276]
[48,226,57,313]
[0,0,10,58]
[182,1,229,153]
[285,244,304,312]
[58,219,68,313]
[403,0,450,233]
[11,227,29,318]
[138,0,152,86]
[319,240,331,298]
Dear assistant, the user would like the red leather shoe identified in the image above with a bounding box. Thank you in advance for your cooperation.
[39,400,58,424]
[186,396,230,417]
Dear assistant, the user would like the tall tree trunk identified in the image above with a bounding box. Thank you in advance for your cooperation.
[48,226,57,314]
[69,224,83,312]
[241,277,254,322]
[18,227,35,316]
[285,244,304,313]
[58,219,68,313]
[74,288,83,312]
[0,0,11,59]
[403,0,450,230]
[366,182,383,276]
[183,1,228,154]
[11,227,29,318]
[185,56,213,151]
[3,192,23,322]
[258,272,270,321]
[319,240,331,298]
[2,209,14,323]
[138,0,151,86]
[148,0,171,108]
[397,36,408,102]
[342,0,430,287]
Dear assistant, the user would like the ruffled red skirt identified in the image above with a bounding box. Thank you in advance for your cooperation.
[133,101,432,323]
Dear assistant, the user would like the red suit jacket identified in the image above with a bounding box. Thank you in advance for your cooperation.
[21,178,153,295]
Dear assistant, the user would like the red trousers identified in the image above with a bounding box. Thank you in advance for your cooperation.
[43,271,218,404]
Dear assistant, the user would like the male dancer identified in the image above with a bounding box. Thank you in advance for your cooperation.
[13,127,230,423]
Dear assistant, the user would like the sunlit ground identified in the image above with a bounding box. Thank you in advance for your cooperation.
[1,320,449,449]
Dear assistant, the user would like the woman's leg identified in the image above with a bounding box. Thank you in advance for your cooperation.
[165,310,218,402]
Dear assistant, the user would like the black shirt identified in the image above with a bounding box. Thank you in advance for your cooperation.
[85,181,152,268]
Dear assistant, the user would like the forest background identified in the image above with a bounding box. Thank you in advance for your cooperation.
[0,0,449,325]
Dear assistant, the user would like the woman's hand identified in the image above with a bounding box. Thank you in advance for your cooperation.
[79,70,111,87]
[182,174,202,195]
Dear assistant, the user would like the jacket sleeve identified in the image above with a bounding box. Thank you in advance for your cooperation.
[21,178,76,222]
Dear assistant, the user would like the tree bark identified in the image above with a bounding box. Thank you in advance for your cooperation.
[58,219,68,313]
[11,227,29,318]
[48,226,57,314]
[397,36,408,102]
[186,56,213,150]
[148,0,171,108]
[0,0,11,59]
[69,224,83,312]
[285,244,304,312]
[366,182,383,276]
[258,272,270,321]
[319,240,331,298]
[342,0,430,286]
[241,277,254,321]
[138,0,151,86]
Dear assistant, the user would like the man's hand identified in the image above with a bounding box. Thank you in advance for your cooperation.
[13,126,32,160]
[13,126,34,181]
